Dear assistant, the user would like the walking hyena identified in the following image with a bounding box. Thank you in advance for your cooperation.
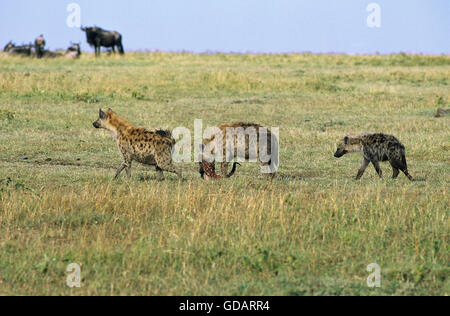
[334,132,414,181]
[435,108,450,117]
[199,122,278,180]
[92,109,182,180]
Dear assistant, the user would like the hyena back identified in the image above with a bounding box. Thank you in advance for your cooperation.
[199,122,277,179]
[93,109,182,180]
[334,132,414,181]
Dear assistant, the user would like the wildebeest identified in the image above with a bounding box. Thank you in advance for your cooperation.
[3,42,14,52]
[34,43,79,59]
[40,49,64,58]
[65,43,81,59]
[34,35,46,58]
[2,42,33,56]
[80,26,124,57]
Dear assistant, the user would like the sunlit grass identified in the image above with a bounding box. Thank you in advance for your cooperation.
[0,52,448,295]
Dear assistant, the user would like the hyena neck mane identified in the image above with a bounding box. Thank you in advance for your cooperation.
[106,111,134,137]
[155,130,172,138]
[346,135,367,153]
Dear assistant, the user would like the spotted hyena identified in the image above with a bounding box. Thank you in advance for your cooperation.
[199,122,278,180]
[435,108,450,117]
[93,109,182,180]
[334,132,414,181]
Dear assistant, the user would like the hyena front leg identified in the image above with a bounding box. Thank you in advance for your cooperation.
[114,163,126,179]
[199,162,205,179]
[155,152,182,180]
[115,160,132,179]
[220,162,229,176]
[155,166,165,181]
[259,160,276,179]
[115,150,132,179]
[371,160,383,178]
[355,158,370,180]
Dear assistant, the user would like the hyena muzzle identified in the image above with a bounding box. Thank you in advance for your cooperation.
[334,132,414,181]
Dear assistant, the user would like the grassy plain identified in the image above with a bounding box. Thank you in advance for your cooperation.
[0,52,448,295]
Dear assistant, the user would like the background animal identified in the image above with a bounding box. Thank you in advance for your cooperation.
[65,43,81,59]
[2,42,33,56]
[81,26,124,57]
[3,41,14,52]
[40,49,64,58]
[34,34,45,58]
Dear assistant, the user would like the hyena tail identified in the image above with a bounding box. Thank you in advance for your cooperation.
[226,162,241,178]
[400,154,414,181]
[401,154,407,169]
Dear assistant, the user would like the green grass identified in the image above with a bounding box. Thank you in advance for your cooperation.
[0,52,449,295]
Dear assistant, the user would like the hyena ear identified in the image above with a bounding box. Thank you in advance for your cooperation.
[344,136,350,145]
[99,109,107,119]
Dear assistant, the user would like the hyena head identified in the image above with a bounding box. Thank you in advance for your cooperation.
[92,108,113,130]
[198,145,240,180]
[334,135,362,158]
[198,143,218,180]
[199,161,216,180]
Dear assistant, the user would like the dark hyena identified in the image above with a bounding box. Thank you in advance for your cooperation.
[334,132,414,181]
[435,108,450,117]
[93,108,182,180]
[199,122,278,180]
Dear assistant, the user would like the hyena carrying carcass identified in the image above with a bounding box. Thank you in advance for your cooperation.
[93,109,182,180]
[334,132,414,181]
[199,122,278,180]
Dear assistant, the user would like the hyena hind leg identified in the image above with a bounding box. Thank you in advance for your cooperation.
[402,169,414,181]
[155,154,182,180]
[392,167,400,179]
[390,157,414,181]
[389,159,400,179]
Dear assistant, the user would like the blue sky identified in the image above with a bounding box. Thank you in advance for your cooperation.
[0,0,449,54]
